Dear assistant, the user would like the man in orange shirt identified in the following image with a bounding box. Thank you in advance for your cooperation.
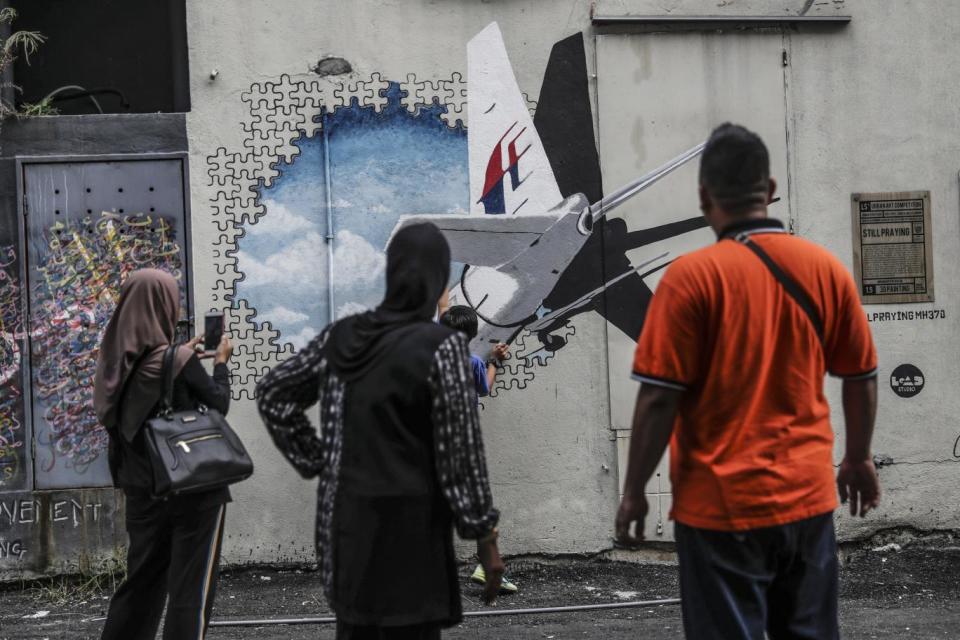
[615,123,880,639]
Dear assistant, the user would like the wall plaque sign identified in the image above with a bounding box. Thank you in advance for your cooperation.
[851,191,933,304]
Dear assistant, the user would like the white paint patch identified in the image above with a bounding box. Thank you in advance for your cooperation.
[236,232,327,289]
[255,199,316,235]
[258,306,310,326]
[332,230,386,287]
[613,591,639,600]
[239,229,384,291]
[286,326,318,351]
[337,301,369,319]
[455,266,519,320]
[22,611,50,619]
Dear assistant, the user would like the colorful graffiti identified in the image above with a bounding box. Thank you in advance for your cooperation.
[0,245,26,489]
[29,212,183,476]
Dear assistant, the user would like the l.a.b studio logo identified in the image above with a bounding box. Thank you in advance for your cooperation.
[890,363,924,398]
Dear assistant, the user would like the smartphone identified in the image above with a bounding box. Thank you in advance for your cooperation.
[203,313,224,352]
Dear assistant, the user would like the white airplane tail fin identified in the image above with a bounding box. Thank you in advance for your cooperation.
[468,22,562,217]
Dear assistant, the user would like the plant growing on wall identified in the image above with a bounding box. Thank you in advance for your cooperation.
[0,7,53,119]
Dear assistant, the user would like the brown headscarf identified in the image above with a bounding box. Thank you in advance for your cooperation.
[94,269,193,442]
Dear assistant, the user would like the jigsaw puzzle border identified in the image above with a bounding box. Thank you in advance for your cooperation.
[204,72,564,401]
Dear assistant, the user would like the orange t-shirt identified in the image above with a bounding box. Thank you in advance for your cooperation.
[632,219,877,531]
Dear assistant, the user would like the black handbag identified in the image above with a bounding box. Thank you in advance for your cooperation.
[143,345,254,497]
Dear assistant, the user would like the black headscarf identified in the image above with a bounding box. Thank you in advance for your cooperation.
[326,222,450,381]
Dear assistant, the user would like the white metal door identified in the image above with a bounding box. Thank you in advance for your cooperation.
[597,31,791,539]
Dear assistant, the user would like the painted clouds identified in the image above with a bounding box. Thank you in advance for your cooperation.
[236,201,386,346]
[235,82,469,351]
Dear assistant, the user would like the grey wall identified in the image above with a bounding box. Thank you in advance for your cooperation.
[187,0,933,568]
[786,1,960,539]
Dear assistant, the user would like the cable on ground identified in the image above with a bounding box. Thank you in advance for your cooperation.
[208,597,682,627]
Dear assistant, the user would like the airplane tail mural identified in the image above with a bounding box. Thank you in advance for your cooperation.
[391,22,706,356]
[468,23,561,217]
[214,20,712,399]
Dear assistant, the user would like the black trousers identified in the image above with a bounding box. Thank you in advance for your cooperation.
[675,512,839,640]
[336,621,442,640]
[100,495,227,640]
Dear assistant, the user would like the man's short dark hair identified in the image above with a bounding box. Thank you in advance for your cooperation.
[699,123,770,215]
[440,305,478,340]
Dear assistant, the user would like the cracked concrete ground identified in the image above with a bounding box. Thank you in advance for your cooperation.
[1,540,959,639]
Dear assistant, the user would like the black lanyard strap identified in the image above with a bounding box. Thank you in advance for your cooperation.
[735,232,825,349]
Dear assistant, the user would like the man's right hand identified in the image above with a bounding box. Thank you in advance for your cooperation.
[476,534,505,605]
[615,492,649,548]
[837,457,880,517]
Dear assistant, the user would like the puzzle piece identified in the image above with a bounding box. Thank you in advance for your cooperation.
[206,147,235,188]
[489,323,577,397]
[221,299,293,399]
[398,73,423,114]
[332,72,389,112]
[440,72,467,127]
[396,73,467,128]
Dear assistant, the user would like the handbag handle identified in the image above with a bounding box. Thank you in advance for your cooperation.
[158,345,179,417]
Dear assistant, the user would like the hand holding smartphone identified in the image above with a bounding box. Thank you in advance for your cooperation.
[203,312,225,353]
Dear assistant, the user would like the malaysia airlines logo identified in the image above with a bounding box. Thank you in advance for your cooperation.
[478,121,532,215]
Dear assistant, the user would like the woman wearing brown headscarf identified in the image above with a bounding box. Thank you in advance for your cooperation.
[94,268,234,640]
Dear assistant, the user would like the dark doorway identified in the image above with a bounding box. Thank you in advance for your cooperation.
[11,0,189,114]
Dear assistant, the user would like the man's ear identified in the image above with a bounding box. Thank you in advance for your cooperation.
[767,177,778,204]
[699,184,712,215]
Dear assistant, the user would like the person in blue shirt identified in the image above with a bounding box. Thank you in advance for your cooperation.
[438,304,518,594]
[439,305,507,403]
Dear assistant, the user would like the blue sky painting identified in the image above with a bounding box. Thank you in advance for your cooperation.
[235,82,469,349]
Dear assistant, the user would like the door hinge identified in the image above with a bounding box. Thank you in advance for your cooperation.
[21,195,28,216]
[782,50,789,67]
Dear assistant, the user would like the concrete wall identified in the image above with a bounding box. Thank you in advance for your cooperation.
[3,0,959,577]
[786,1,960,539]
[182,0,960,564]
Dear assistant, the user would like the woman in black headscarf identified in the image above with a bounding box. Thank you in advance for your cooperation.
[256,222,504,639]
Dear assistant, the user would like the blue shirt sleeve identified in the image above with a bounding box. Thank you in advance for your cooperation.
[470,355,489,398]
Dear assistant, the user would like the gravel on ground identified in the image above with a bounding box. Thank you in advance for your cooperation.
[2,540,959,639]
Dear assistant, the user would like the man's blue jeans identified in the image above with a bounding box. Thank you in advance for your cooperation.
[675,512,839,640]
